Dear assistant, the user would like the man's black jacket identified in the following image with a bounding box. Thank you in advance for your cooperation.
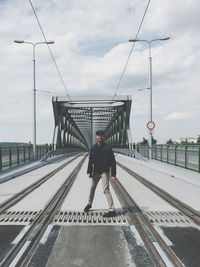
[87,143,116,177]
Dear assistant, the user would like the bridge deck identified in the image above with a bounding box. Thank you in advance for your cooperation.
[0,153,200,266]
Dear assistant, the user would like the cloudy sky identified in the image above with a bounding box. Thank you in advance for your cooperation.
[0,0,200,145]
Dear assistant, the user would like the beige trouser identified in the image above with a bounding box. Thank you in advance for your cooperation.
[88,172,114,211]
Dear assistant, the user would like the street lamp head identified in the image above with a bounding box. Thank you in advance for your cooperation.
[14,40,54,45]
[129,39,138,42]
[47,40,55,44]
[160,37,170,41]
[129,37,170,43]
[14,40,24,44]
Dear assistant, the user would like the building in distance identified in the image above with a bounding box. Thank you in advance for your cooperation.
[179,137,197,143]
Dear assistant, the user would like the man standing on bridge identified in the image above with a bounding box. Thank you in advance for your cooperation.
[84,130,117,217]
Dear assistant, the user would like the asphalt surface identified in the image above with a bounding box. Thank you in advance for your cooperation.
[28,226,61,267]
[26,225,155,267]
[0,225,24,263]
[43,225,135,267]
[162,226,200,267]
[2,224,200,267]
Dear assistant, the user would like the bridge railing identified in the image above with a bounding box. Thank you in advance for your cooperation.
[135,144,200,173]
[0,144,51,172]
[113,148,146,161]
[40,148,85,162]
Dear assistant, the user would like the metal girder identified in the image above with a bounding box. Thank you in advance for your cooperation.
[52,95,132,150]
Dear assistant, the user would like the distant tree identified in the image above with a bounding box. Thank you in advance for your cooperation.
[181,138,189,145]
[166,138,174,144]
[152,137,157,145]
[137,137,157,145]
[140,137,148,145]
[197,135,200,144]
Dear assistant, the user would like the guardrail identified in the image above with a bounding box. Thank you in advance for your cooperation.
[135,144,200,173]
[113,148,146,161]
[40,148,85,162]
[0,145,51,172]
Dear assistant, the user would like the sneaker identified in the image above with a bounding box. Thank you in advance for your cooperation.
[103,210,117,217]
[84,204,92,212]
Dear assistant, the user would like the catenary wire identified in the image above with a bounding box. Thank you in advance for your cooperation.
[29,0,71,100]
[112,0,151,99]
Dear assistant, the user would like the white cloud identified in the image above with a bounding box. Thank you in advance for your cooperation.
[0,0,200,144]
[164,112,190,121]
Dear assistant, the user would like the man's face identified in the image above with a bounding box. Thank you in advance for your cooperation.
[96,134,104,143]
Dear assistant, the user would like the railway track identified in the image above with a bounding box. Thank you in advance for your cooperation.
[116,161,200,226]
[111,177,183,267]
[0,155,87,267]
[0,153,84,214]
[0,155,197,266]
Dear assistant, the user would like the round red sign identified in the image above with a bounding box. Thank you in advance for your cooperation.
[147,121,155,130]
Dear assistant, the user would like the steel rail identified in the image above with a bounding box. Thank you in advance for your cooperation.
[0,153,84,215]
[0,155,86,267]
[117,161,200,225]
[111,178,183,267]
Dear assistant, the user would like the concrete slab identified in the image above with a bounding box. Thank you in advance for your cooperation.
[8,156,84,211]
[116,154,200,211]
[116,165,177,212]
[46,225,135,267]
[0,154,79,204]
[27,225,154,267]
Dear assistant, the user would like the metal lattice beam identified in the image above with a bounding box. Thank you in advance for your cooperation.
[52,95,132,150]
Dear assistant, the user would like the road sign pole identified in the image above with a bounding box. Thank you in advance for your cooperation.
[147,121,155,159]
[149,47,153,159]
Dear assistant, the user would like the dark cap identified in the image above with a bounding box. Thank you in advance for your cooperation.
[96,130,105,136]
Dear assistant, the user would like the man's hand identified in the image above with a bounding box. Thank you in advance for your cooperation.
[111,176,116,182]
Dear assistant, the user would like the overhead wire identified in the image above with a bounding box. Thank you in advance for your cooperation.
[112,0,151,99]
[29,0,71,100]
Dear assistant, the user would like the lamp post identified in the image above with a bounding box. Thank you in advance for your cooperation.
[129,37,170,159]
[14,40,54,159]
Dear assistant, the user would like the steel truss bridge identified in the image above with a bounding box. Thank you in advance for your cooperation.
[52,95,132,150]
